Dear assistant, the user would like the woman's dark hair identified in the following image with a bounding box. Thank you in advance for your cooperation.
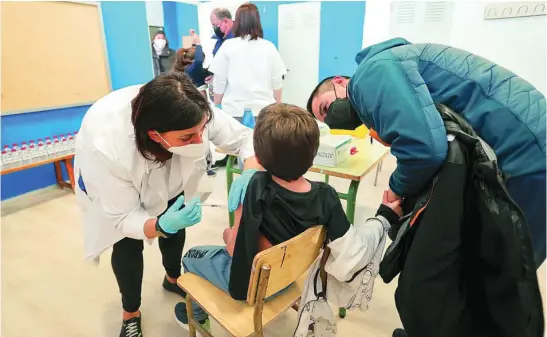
[233,3,263,40]
[131,72,213,163]
[153,30,169,47]
[172,47,201,73]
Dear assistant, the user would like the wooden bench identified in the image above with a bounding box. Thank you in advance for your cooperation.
[1,154,76,192]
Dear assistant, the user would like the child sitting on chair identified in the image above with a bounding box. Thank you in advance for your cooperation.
[174,103,402,330]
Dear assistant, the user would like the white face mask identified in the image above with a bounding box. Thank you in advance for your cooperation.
[156,133,206,158]
[153,39,167,50]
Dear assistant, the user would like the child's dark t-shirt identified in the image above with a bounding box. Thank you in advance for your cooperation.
[229,171,351,300]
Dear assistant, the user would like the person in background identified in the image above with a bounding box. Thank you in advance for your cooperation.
[208,8,236,169]
[209,2,286,121]
[171,30,212,97]
[172,103,402,332]
[151,30,176,77]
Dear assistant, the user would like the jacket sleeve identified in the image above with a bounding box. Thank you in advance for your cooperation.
[83,147,150,240]
[194,45,204,66]
[351,59,447,197]
[207,105,255,160]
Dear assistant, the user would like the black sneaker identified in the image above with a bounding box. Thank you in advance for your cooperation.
[162,276,187,298]
[212,156,228,168]
[207,169,217,176]
[120,316,143,337]
[174,302,210,331]
[392,328,409,337]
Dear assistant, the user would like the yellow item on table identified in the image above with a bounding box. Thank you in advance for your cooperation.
[330,125,368,138]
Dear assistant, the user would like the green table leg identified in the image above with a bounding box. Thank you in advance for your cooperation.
[336,179,360,319]
[324,174,329,184]
[225,155,242,228]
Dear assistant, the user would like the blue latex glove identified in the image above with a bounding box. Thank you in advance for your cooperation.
[158,196,202,234]
[215,103,222,109]
[228,169,258,212]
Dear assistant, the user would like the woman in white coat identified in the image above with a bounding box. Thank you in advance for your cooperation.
[74,73,259,337]
[209,2,286,119]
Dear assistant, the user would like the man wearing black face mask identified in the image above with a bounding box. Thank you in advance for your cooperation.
[307,38,546,271]
[210,8,235,56]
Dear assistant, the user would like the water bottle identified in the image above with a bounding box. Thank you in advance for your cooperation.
[2,145,12,169]
[60,134,68,155]
[29,140,36,159]
[242,107,255,129]
[53,138,61,157]
[36,142,45,161]
[11,144,21,168]
[20,142,31,164]
[67,134,75,153]
[45,137,53,158]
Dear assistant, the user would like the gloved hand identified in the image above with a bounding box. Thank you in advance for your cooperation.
[215,103,222,109]
[158,196,202,234]
[228,169,258,212]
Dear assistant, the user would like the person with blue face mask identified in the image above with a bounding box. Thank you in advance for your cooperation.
[74,72,259,337]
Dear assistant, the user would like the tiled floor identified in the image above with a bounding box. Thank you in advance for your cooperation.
[1,155,545,337]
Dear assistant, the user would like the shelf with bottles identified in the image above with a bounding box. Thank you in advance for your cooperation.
[1,131,78,171]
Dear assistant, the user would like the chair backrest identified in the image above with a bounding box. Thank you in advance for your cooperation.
[246,226,326,305]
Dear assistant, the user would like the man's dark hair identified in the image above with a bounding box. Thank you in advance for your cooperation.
[131,72,213,164]
[233,3,263,40]
[254,103,319,181]
[212,8,232,20]
[306,75,351,114]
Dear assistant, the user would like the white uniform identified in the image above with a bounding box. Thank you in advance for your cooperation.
[209,36,286,117]
[74,85,254,260]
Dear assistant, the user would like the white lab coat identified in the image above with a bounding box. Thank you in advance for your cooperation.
[74,85,254,261]
[209,36,286,117]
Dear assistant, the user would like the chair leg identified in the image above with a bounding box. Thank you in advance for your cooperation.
[186,296,197,337]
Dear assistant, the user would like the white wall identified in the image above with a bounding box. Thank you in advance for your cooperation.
[450,1,546,94]
[373,1,546,94]
[145,0,164,27]
[362,0,392,48]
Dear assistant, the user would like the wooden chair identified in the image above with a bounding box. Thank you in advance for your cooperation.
[177,226,326,337]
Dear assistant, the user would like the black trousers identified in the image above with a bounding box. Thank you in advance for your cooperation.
[111,194,186,313]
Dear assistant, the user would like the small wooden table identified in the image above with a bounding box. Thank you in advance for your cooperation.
[1,154,76,191]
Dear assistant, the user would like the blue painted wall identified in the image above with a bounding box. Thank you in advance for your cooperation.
[163,1,179,50]
[319,1,365,79]
[1,1,153,200]
[253,1,286,48]
[163,1,199,51]
[176,2,199,45]
[102,1,154,89]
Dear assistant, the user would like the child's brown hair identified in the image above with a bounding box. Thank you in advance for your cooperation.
[172,47,200,73]
[253,103,320,181]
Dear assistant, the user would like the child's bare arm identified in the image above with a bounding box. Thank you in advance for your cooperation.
[226,205,243,256]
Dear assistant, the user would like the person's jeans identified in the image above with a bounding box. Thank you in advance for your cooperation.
[182,246,232,319]
[506,172,546,268]
[182,245,290,321]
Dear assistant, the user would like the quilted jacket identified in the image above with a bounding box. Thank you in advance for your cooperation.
[379,105,544,337]
[349,38,546,197]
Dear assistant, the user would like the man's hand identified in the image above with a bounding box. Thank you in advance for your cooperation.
[386,188,401,204]
[382,190,402,217]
